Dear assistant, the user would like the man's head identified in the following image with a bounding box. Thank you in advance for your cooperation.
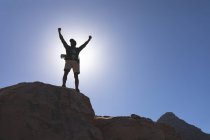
[70,39,77,47]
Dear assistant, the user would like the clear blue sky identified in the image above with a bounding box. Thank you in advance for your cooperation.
[1,0,210,133]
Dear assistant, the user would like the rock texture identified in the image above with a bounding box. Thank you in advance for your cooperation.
[94,115,182,140]
[0,82,182,140]
[0,82,102,140]
[157,112,210,140]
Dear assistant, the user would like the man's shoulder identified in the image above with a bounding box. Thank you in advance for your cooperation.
[65,44,71,49]
[75,47,81,52]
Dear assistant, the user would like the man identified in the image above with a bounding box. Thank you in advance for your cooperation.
[58,28,92,92]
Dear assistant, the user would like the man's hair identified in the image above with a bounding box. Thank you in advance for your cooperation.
[70,39,77,46]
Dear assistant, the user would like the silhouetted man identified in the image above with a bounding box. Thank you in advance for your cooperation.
[58,28,92,92]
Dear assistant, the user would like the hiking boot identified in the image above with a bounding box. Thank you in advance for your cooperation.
[76,88,80,92]
[62,84,66,88]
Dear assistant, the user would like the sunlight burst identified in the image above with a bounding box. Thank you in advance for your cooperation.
[43,26,105,80]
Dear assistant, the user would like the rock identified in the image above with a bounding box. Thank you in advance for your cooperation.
[0,82,102,140]
[94,115,182,140]
[131,114,141,119]
[156,123,183,140]
[0,82,198,140]
[158,112,210,140]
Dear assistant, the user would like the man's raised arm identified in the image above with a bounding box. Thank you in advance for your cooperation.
[58,28,68,47]
[79,36,92,51]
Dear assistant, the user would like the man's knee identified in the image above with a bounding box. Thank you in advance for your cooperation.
[64,69,70,74]
[74,72,79,79]
[64,69,70,72]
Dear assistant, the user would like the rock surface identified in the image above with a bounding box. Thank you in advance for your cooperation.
[0,82,102,140]
[158,112,210,140]
[94,115,182,140]
[0,82,183,140]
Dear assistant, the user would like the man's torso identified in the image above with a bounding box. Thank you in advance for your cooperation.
[65,46,80,62]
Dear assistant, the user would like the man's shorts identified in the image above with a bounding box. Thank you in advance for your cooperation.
[64,60,80,74]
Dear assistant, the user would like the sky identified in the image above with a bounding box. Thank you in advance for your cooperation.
[1,0,210,133]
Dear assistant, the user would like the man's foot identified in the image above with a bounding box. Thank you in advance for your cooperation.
[62,84,66,88]
[76,88,80,92]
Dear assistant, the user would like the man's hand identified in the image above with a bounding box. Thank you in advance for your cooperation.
[89,35,92,40]
[58,28,61,32]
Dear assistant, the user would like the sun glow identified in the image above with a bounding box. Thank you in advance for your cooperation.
[42,26,106,82]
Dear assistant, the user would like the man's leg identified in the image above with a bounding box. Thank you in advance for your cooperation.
[62,69,70,87]
[74,72,80,92]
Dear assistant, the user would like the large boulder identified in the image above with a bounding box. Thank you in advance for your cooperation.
[94,114,182,140]
[0,82,102,140]
[0,82,187,140]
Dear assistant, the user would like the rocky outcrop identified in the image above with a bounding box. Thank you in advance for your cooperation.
[157,112,210,140]
[94,115,182,140]
[0,82,102,140]
[0,82,182,140]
